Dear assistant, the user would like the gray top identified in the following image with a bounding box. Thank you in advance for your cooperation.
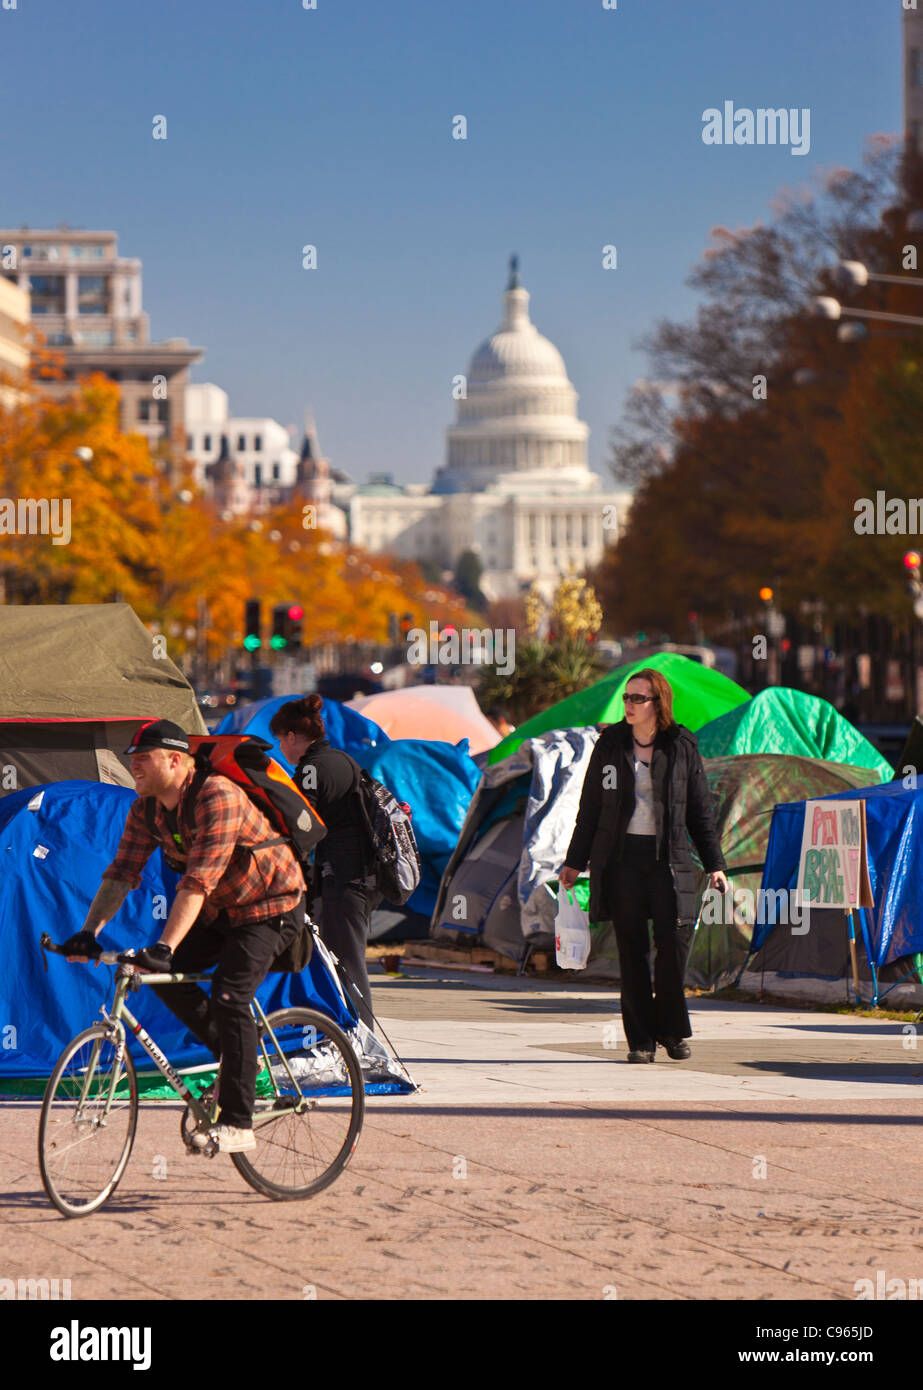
[626,755,656,835]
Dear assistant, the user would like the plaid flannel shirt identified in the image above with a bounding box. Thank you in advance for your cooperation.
[102,771,304,926]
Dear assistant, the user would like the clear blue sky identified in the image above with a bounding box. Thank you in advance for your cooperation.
[1,0,901,485]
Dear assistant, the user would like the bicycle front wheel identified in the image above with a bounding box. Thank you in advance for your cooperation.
[232,1007,364,1201]
[39,1025,138,1217]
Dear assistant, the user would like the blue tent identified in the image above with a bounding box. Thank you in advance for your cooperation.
[215,695,387,759]
[350,738,482,914]
[0,781,366,1079]
[218,696,481,918]
[756,779,923,997]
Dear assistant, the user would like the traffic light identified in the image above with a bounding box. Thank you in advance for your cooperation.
[286,603,304,648]
[271,603,304,650]
[399,611,413,637]
[759,587,774,603]
[904,553,923,616]
[270,603,288,650]
[243,599,261,651]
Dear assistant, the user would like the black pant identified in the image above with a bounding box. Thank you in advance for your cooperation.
[150,899,301,1128]
[312,874,380,1029]
[608,835,693,1052]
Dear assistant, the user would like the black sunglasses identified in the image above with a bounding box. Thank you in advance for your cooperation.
[622,693,659,705]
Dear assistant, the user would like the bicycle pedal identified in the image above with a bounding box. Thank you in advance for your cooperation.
[186,1137,219,1158]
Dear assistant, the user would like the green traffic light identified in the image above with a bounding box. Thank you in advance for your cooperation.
[270,634,287,650]
[243,635,261,651]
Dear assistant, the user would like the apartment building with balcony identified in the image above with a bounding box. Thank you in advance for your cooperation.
[0,225,203,459]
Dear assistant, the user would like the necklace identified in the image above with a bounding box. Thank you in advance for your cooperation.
[633,733,656,748]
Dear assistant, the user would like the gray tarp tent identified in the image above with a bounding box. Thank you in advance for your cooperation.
[0,603,206,795]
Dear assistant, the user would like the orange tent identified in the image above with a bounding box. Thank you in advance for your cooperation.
[345,690,500,754]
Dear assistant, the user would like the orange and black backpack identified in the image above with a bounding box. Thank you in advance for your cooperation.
[143,733,327,885]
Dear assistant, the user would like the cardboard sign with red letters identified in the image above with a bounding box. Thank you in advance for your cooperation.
[796,800,873,910]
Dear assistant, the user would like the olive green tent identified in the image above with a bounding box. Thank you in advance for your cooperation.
[0,604,205,795]
[695,688,893,784]
[487,652,750,766]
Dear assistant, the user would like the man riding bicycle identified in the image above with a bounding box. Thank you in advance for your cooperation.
[58,720,307,1154]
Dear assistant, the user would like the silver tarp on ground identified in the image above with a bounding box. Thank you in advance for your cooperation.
[431,728,599,957]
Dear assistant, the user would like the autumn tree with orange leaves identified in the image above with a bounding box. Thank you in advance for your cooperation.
[0,358,467,661]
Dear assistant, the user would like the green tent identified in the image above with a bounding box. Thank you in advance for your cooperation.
[695,688,893,784]
[488,652,750,765]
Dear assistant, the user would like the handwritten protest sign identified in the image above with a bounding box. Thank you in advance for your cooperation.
[796,800,873,910]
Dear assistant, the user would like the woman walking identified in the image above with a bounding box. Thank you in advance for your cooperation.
[559,670,728,1063]
[270,695,381,1028]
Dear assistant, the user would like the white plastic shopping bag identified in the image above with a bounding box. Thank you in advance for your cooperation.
[555,883,591,970]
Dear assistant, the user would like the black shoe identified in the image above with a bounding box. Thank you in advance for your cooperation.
[659,1037,691,1060]
[627,1049,655,1063]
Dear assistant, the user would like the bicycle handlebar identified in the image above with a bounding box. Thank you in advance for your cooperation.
[40,933,138,968]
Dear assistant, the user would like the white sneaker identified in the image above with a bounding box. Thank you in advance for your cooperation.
[191,1123,255,1153]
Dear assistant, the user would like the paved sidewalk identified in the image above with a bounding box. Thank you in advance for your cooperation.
[369,968,923,1105]
[1,966,920,1301]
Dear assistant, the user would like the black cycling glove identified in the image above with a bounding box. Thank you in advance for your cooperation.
[59,930,101,960]
[132,942,174,972]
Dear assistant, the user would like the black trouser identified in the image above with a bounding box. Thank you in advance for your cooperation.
[607,835,693,1053]
[150,898,301,1128]
[312,872,380,1030]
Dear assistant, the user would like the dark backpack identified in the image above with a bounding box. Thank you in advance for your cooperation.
[144,734,327,971]
[353,767,422,906]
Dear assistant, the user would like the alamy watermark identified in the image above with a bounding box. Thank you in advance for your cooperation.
[854,492,923,535]
[406,622,515,676]
[0,1276,71,1299]
[702,101,811,156]
[854,1270,923,1300]
[50,1320,151,1370]
[0,498,71,545]
[701,886,811,933]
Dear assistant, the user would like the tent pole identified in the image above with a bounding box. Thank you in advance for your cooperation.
[846,910,861,1006]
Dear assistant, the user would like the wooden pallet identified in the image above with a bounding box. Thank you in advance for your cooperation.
[367,940,552,974]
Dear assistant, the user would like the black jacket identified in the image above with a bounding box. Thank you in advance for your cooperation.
[564,720,726,925]
[294,738,368,885]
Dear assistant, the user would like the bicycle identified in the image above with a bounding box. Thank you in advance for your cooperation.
[37,933,365,1218]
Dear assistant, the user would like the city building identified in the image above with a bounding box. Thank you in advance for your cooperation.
[0,276,29,408]
[905,5,923,155]
[185,383,299,499]
[185,383,347,534]
[0,225,203,459]
[347,258,632,601]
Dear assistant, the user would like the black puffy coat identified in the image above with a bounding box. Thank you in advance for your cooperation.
[564,720,726,925]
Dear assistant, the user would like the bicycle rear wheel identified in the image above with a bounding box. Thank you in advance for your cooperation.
[39,1025,138,1217]
[232,1007,364,1200]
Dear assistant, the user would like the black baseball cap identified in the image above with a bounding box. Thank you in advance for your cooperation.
[124,720,191,756]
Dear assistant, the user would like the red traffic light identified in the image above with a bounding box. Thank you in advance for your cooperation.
[287,604,304,621]
[903,552,921,571]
